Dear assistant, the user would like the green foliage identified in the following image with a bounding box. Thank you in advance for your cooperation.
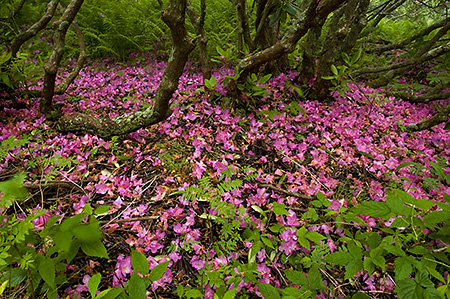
[0,49,42,90]
[0,202,108,298]
[322,49,363,97]
[0,172,28,208]
[72,0,168,60]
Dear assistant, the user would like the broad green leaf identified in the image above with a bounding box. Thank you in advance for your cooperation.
[345,260,364,280]
[1,268,27,287]
[282,287,304,297]
[94,205,112,216]
[0,172,29,207]
[272,202,289,215]
[284,270,307,285]
[352,292,370,299]
[149,261,169,281]
[351,201,392,219]
[96,288,123,299]
[81,240,108,259]
[395,257,413,279]
[385,191,407,215]
[39,256,56,289]
[223,288,236,299]
[297,226,311,250]
[257,283,280,299]
[185,288,203,298]
[131,250,149,275]
[306,231,326,242]
[88,273,102,298]
[308,264,325,290]
[325,251,353,265]
[331,65,338,76]
[127,272,146,299]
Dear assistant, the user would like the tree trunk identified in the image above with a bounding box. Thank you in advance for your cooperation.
[186,0,211,82]
[405,103,450,132]
[368,17,450,54]
[56,0,195,138]
[366,40,450,88]
[311,0,370,102]
[299,20,325,86]
[233,0,345,85]
[40,0,84,118]
[237,0,252,52]
[54,4,87,95]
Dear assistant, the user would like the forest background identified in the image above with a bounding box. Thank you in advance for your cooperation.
[1,0,450,298]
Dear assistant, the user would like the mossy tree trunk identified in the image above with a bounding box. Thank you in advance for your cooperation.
[40,0,85,118]
[56,0,195,138]
[310,0,370,102]
[231,0,345,89]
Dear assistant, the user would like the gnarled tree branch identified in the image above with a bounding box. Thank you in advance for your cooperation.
[56,0,195,138]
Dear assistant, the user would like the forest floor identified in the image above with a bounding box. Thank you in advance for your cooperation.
[1,54,450,298]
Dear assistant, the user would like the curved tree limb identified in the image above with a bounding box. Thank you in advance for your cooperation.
[235,0,345,82]
[366,40,450,88]
[41,0,84,117]
[405,103,450,132]
[10,0,60,57]
[186,0,211,81]
[54,5,87,95]
[387,82,450,103]
[56,0,195,138]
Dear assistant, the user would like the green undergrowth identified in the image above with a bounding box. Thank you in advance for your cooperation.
[1,136,450,298]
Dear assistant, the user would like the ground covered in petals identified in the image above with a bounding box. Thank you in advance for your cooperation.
[1,54,450,298]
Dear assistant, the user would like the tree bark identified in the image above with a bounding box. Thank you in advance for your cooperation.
[405,103,450,132]
[237,0,252,52]
[10,0,60,57]
[54,4,87,95]
[387,86,450,104]
[234,0,345,84]
[368,17,450,54]
[186,0,211,82]
[56,0,195,138]
[311,0,370,101]
[40,0,84,118]
[366,40,450,88]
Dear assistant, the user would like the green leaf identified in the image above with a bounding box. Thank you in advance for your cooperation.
[0,172,29,207]
[88,273,102,299]
[149,261,169,281]
[331,65,338,76]
[297,226,311,250]
[395,257,413,279]
[127,272,146,299]
[131,250,149,275]
[81,240,108,258]
[351,201,392,219]
[306,231,326,242]
[308,264,325,290]
[282,287,304,297]
[272,202,289,215]
[352,293,370,299]
[185,288,203,298]
[94,205,111,216]
[326,250,353,265]
[1,268,27,287]
[285,270,308,285]
[96,288,123,299]
[39,256,56,289]
[223,288,236,299]
[257,283,280,299]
